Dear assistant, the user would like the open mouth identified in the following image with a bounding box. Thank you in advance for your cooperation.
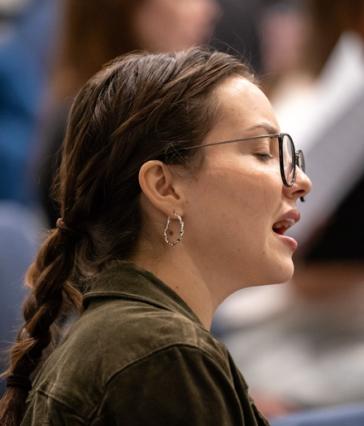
[272,219,296,236]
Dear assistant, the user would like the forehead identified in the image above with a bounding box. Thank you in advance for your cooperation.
[211,76,279,135]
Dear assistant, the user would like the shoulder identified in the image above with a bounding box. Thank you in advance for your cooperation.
[70,298,229,373]
[29,299,231,420]
[93,344,245,425]
[93,344,269,425]
[25,299,270,425]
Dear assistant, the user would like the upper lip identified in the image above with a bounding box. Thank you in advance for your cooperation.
[272,209,300,232]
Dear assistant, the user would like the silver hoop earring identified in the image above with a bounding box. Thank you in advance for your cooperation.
[163,214,184,247]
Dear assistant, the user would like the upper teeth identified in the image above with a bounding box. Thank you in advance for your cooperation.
[273,219,295,230]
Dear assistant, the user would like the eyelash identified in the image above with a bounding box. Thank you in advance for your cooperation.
[254,153,273,161]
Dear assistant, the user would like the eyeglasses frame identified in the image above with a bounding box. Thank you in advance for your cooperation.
[170,132,305,188]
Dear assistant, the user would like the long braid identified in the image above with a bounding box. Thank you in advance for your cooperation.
[0,66,93,426]
[0,228,82,425]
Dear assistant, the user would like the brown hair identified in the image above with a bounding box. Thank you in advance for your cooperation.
[0,48,252,425]
[52,0,143,99]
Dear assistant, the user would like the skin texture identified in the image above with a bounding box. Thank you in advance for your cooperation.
[133,0,220,52]
[134,76,312,329]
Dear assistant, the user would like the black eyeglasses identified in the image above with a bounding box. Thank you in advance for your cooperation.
[168,133,305,188]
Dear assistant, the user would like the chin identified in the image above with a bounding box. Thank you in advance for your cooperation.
[271,258,295,283]
[255,257,295,285]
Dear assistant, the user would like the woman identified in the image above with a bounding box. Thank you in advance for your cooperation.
[0,48,311,425]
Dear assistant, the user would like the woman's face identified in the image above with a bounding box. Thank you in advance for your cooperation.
[133,0,219,52]
[182,77,311,296]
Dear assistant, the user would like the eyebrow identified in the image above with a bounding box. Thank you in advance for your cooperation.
[245,123,280,135]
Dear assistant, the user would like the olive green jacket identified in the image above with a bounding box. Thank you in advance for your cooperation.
[22,262,269,425]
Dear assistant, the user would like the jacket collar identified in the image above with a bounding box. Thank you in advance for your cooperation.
[83,261,203,327]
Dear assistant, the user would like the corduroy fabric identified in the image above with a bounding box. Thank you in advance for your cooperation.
[22,262,269,425]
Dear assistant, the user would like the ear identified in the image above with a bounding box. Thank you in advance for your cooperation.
[138,160,185,216]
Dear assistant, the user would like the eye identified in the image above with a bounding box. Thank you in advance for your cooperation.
[254,153,273,161]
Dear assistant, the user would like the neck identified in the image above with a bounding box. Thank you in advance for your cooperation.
[131,247,216,329]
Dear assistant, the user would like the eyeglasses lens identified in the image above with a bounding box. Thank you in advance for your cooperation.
[297,150,305,173]
[282,134,295,185]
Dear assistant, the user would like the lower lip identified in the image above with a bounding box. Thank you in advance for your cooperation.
[275,233,298,251]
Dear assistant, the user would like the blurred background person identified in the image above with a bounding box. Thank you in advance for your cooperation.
[211,0,265,73]
[214,0,364,419]
[37,0,220,228]
[0,0,56,203]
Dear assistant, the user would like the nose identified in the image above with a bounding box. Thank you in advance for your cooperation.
[285,167,312,201]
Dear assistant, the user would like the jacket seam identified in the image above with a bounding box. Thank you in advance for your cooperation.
[35,388,87,424]
[89,343,232,424]
[107,343,228,387]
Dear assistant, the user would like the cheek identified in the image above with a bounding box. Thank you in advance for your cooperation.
[186,162,282,239]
